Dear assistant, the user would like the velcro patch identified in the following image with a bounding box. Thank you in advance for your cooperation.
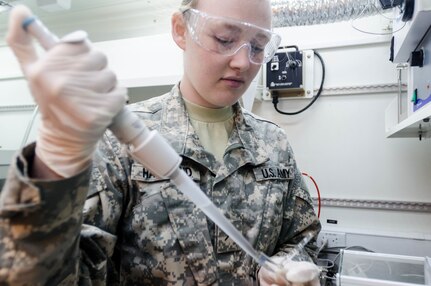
[253,165,293,181]
[131,163,201,182]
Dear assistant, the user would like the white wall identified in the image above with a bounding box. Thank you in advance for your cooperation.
[254,17,431,245]
[95,34,183,87]
[0,33,183,150]
[254,94,431,238]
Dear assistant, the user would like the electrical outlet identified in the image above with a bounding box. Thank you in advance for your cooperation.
[317,231,346,248]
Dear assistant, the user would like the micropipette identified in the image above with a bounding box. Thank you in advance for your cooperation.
[13,5,284,272]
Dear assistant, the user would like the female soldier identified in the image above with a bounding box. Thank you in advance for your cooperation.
[1,0,321,285]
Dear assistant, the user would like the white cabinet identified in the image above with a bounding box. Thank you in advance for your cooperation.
[337,250,430,286]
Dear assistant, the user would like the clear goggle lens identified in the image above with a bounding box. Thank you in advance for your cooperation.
[183,9,281,65]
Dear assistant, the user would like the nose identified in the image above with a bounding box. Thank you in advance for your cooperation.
[229,44,251,71]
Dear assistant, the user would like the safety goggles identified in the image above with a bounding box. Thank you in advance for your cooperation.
[182,8,281,65]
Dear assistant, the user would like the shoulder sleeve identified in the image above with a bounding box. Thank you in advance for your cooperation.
[0,143,91,284]
[0,133,131,285]
[274,139,322,263]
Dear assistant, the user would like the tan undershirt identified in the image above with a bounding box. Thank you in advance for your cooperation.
[183,98,234,162]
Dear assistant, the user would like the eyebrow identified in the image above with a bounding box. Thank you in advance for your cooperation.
[221,23,242,33]
[220,22,271,42]
[254,32,270,43]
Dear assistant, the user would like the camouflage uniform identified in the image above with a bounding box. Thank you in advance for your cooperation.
[0,84,321,285]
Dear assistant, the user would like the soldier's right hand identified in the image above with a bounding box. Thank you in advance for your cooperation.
[6,5,128,177]
[259,257,320,286]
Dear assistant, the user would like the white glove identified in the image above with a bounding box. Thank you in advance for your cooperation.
[7,6,127,177]
[259,256,320,286]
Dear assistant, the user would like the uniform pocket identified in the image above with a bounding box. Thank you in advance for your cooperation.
[130,162,172,225]
[215,220,243,253]
[131,179,171,229]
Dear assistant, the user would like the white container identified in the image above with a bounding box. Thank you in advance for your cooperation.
[337,250,431,286]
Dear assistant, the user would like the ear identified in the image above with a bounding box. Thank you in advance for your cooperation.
[171,12,186,50]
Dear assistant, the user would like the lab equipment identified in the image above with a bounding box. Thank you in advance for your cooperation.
[409,30,431,113]
[391,0,431,64]
[181,8,281,65]
[337,249,431,286]
[263,47,325,116]
[17,6,283,273]
[263,47,314,99]
[379,0,403,10]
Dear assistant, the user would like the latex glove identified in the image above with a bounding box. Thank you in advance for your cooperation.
[259,257,320,286]
[7,5,127,177]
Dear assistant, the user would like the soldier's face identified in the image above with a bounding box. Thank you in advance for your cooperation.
[177,0,272,108]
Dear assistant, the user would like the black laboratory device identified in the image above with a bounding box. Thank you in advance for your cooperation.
[266,49,305,97]
[379,0,403,9]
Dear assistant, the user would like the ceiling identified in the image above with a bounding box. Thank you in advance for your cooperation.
[0,0,180,45]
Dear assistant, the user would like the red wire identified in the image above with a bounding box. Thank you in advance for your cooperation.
[302,172,321,218]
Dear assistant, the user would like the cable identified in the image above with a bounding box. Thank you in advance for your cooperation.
[349,0,408,35]
[351,18,407,35]
[302,172,321,218]
[272,50,325,115]
[350,1,406,36]
[317,258,334,270]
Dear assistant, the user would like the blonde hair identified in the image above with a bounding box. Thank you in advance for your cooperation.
[180,0,198,9]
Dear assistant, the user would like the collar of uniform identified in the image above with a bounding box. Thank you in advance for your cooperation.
[212,104,270,183]
[183,97,234,123]
[228,104,270,165]
[158,83,190,155]
[159,84,220,174]
[159,84,270,172]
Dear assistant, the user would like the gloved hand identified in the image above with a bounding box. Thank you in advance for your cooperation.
[259,256,320,286]
[7,5,127,177]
